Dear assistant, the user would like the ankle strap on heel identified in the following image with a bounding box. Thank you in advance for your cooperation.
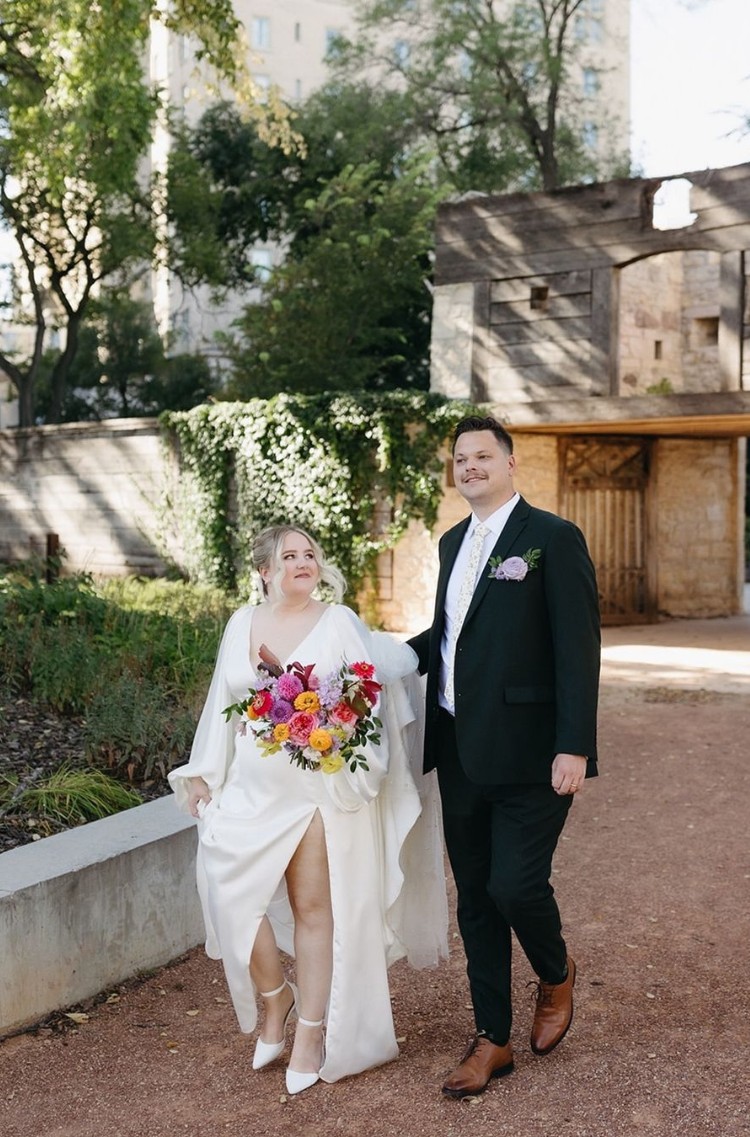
[259,980,288,999]
[297,1015,324,1027]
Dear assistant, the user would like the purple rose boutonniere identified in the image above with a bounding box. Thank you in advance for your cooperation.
[487,547,541,582]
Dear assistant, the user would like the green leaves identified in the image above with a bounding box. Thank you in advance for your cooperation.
[162,391,479,599]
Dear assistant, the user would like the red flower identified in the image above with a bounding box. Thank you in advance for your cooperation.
[351,661,375,680]
[247,689,273,719]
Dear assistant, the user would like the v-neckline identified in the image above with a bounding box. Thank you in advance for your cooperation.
[248,603,332,677]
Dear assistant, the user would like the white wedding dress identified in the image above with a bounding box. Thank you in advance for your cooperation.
[168,603,448,1083]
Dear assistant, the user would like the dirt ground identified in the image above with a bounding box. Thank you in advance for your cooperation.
[1,616,749,1137]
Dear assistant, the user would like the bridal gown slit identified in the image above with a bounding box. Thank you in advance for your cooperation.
[169,603,448,1083]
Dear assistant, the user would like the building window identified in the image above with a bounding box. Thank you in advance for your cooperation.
[692,316,719,347]
[250,249,273,283]
[654,340,663,360]
[582,122,599,151]
[530,285,549,310]
[294,78,302,100]
[325,27,342,57]
[393,40,410,67]
[294,21,301,43]
[251,17,271,50]
[582,67,599,97]
[253,74,271,102]
[575,5,604,44]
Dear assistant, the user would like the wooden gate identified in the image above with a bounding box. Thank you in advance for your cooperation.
[559,437,653,624]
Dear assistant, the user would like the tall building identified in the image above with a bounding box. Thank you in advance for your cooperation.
[148,2,361,364]
[149,0,631,366]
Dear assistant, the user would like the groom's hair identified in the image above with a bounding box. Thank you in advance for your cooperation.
[452,415,514,455]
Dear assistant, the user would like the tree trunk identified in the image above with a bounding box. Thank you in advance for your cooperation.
[47,315,83,424]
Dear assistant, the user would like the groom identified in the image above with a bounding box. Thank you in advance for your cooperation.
[410,415,600,1098]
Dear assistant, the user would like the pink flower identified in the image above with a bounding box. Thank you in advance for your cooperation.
[288,711,318,745]
[329,701,360,729]
[498,556,528,581]
[277,672,304,700]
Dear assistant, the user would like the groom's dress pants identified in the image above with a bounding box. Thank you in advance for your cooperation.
[436,708,572,1045]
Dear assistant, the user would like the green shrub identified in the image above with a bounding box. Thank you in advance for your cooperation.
[2,765,142,828]
[85,673,198,783]
[0,567,233,791]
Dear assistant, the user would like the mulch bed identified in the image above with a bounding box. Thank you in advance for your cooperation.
[0,695,165,853]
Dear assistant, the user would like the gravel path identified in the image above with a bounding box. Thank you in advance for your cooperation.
[2,622,749,1137]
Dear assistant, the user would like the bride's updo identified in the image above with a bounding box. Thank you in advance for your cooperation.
[252,525,346,603]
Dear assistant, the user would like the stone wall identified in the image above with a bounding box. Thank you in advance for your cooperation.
[0,419,174,575]
[618,251,722,397]
[654,437,743,617]
[0,422,744,626]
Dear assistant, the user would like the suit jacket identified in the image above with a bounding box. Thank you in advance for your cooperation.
[410,497,600,785]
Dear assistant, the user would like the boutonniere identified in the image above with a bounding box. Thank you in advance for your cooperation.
[487,548,541,582]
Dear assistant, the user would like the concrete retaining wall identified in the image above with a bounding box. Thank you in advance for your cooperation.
[0,797,204,1037]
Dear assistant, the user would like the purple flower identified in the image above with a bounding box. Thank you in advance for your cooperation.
[270,699,294,723]
[277,673,304,700]
[499,556,528,581]
[317,670,344,708]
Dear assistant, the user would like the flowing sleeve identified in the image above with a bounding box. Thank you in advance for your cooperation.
[324,607,449,969]
[167,606,249,813]
[320,607,418,813]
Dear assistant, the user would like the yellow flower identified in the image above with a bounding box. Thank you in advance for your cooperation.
[294,691,320,713]
[273,723,291,743]
[320,752,344,775]
[308,728,333,752]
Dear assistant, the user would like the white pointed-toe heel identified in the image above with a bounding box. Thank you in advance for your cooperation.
[252,980,298,1071]
[285,1016,325,1095]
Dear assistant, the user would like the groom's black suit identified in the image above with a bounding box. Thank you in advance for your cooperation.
[410,496,600,1045]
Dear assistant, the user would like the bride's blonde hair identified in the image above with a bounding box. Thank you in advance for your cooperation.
[251,525,346,603]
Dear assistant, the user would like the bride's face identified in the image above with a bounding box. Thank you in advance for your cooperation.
[266,532,320,601]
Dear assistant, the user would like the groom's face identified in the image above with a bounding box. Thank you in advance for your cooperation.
[453,430,516,515]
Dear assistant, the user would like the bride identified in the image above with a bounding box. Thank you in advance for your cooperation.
[168,524,447,1093]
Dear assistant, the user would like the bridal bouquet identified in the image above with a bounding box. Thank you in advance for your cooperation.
[222,656,383,774]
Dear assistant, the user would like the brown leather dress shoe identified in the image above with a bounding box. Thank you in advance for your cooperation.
[442,1036,514,1098]
[530,955,576,1055]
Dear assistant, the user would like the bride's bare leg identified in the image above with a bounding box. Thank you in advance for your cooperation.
[250,915,295,1043]
[285,811,332,1073]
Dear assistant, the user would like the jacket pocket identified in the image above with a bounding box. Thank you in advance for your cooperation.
[504,685,555,704]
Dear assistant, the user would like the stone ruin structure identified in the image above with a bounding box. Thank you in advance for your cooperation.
[423,162,750,624]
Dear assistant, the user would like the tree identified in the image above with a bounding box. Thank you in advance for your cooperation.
[0,0,252,427]
[335,0,628,192]
[167,83,425,292]
[167,84,438,394]
[33,291,219,421]
[220,158,440,396]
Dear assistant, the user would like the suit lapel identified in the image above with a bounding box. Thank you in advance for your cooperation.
[463,497,531,625]
[427,519,469,673]
[436,518,470,619]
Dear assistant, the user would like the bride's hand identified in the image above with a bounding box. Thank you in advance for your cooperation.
[188,776,212,818]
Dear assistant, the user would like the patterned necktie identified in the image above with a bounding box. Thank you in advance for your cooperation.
[445,523,490,710]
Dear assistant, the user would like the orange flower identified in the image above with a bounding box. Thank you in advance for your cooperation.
[308,728,333,752]
[273,723,291,743]
[294,690,320,713]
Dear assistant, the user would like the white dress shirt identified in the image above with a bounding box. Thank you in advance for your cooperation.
[439,493,520,713]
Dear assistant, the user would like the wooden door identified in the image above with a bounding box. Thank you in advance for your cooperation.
[560,437,653,624]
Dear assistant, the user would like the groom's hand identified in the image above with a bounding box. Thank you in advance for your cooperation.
[551,753,587,795]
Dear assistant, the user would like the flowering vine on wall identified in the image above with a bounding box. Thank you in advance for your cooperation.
[161,391,478,601]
